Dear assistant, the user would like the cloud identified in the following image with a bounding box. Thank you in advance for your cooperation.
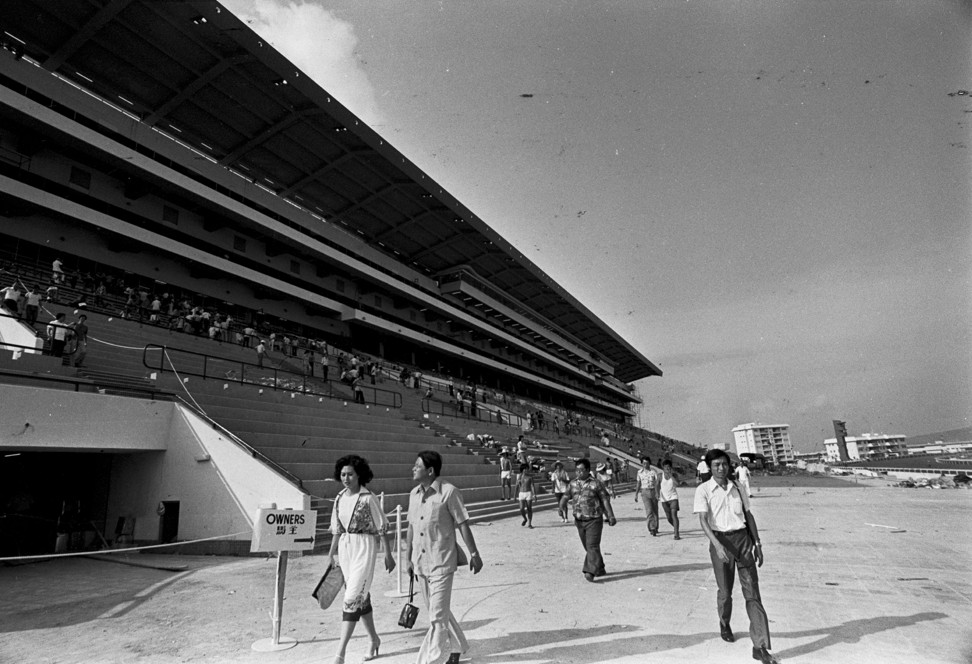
[222,0,384,126]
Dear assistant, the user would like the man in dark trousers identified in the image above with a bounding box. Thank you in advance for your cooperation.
[559,458,616,582]
[694,448,779,664]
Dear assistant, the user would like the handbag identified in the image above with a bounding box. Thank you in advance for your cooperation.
[398,573,420,629]
[311,562,345,610]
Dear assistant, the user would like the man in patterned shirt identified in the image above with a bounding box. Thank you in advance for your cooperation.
[559,458,616,582]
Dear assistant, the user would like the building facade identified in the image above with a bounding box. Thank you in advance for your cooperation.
[732,422,795,464]
[824,433,907,462]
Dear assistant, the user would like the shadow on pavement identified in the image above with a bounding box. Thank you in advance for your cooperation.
[775,612,949,660]
[598,562,711,583]
[470,626,716,663]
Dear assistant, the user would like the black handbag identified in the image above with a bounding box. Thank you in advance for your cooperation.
[311,562,345,610]
[398,573,420,629]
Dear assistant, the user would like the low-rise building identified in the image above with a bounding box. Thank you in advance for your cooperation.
[824,433,907,462]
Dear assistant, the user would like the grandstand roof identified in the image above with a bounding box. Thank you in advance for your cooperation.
[1,0,662,384]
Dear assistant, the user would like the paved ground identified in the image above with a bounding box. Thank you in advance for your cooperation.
[2,478,970,664]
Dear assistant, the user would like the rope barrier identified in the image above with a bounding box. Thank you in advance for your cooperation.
[162,348,206,416]
[0,530,251,563]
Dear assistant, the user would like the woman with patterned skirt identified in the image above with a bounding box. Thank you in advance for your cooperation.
[326,455,396,663]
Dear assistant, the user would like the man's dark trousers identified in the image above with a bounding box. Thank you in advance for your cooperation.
[709,528,771,649]
[574,517,606,576]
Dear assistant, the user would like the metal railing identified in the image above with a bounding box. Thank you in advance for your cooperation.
[142,344,403,408]
[420,397,523,428]
[0,366,174,401]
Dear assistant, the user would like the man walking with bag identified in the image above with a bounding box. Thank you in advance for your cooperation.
[407,451,484,664]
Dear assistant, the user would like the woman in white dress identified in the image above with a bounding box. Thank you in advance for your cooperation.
[326,455,396,663]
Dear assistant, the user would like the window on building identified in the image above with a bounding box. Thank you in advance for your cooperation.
[162,205,179,224]
[69,166,91,189]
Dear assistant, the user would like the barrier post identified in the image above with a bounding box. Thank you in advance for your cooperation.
[383,504,408,598]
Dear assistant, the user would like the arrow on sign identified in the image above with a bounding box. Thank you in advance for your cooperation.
[294,537,315,543]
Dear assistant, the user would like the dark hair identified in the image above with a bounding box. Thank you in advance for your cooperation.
[574,458,591,471]
[704,448,730,467]
[416,450,442,476]
[643,457,652,466]
[662,459,673,468]
[519,463,529,472]
[333,454,374,485]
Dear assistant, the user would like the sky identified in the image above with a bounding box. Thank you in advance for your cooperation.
[222,0,971,451]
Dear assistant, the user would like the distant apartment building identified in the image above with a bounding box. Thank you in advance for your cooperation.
[824,433,907,462]
[732,423,795,464]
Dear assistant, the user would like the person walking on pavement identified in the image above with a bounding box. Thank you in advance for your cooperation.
[694,449,779,664]
[560,458,616,582]
[634,456,660,536]
[406,451,484,664]
[659,459,681,540]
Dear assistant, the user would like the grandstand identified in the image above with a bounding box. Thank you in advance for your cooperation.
[0,1,668,555]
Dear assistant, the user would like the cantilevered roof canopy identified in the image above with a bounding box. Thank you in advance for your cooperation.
[1,0,661,383]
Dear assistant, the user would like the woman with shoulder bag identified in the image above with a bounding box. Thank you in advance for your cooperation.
[326,455,396,663]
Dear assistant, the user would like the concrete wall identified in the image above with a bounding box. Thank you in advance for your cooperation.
[0,385,170,452]
[0,385,309,551]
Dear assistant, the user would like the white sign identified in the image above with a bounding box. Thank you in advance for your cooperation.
[251,509,318,553]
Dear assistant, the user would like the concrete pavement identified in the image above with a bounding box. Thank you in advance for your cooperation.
[1,478,970,663]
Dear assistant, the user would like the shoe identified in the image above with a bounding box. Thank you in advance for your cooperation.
[363,638,381,661]
[521,518,527,526]
[332,656,345,664]
[446,653,461,664]
[752,647,779,663]
[674,535,681,540]
[720,624,735,642]
[528,524,534,529]
[584,572,595,582]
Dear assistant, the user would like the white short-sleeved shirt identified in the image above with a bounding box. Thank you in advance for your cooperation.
[736,465,751,483]
[408,479,470,577]
[693,479,751,532]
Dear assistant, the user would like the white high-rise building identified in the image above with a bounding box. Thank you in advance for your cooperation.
[732,422,795,464]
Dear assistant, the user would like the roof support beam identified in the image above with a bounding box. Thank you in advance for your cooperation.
[43,0,133,71]
[143,55,251,127]
[219,108,323,167]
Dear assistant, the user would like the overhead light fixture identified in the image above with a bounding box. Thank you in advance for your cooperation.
[192,16,207,25]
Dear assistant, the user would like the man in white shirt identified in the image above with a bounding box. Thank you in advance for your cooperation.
[735,461,753,498]
[697,456,710,484]
[694,449,778,664]
[46,313,69,357]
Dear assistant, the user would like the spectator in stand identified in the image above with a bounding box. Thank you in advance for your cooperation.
[304,349,315,377]
[46,313,69,357]
[51,257,64,284]
[23,285,41,326]
[537,411,545,430]
[255,339,267,368]
[45,282,59,304]
[71,314,88,367]
[242,325,254,347]
[553,416,560,436]
[2,282,21,316]
[369,361,378,385]
[93,281,106,307]
[320,352,329,381]
[149,295,161,323]
[352,374,366,404]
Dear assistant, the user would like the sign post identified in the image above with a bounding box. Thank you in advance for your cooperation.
[250,507,317,652]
